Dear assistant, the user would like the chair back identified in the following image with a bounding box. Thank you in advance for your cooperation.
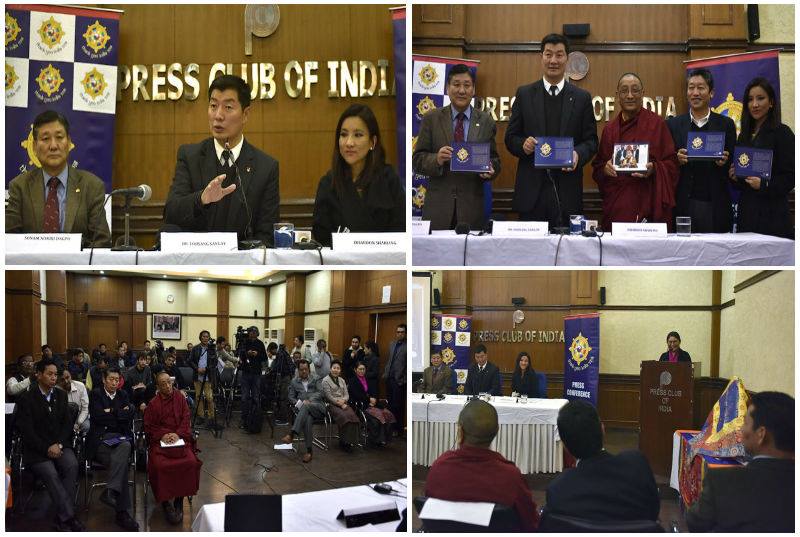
[177,367,194,388]
[536,372,547,398]
[413,496,521,532]
[538,511,664,533]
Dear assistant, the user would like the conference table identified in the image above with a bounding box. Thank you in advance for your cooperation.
[191,479,407,532]
[412,231,794,266]
[6,247,405,266]
[412,393,567,473]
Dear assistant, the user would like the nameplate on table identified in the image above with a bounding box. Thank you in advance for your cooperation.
[686,131,725,160]
[492,221,548,237]
[337,500,399,528]
[534,137,574,169]
[6,233,82,253]
[412,220,431,235]
[450,142,491,173]
[612,222,668,237]
[331,233,407,251]
[160,232,238,253]
[734,146,773,180]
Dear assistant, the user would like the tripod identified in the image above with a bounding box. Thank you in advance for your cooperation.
[191,349,223,438]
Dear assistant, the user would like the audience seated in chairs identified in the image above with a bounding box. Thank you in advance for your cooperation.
[57,368,91,435]
[418,352,454,395]
[67,348,89,383]
[87,366,139,530]
[686,391,795,532]
[348,361,396,446]
[320,360,360,452]
[424,399,539,532]
[86,354,108,391]
[281,360,327,463]
[91,343,109,365]
[143,371,202,525]
[6,353,34,403]
[541,400,659,529]
[124,353,155,414]
[15,358,85,531]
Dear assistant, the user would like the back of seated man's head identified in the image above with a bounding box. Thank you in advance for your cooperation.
[745,391,794,457]
[458,399,499,449]
[557,400,603,460]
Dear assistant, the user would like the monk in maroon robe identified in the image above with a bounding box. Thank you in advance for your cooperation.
[144,371,202,525]
[592,73,679,230]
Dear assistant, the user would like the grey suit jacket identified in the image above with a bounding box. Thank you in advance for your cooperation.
[6,167,111,247]
[413,105,501,230]
[383,339,406,386]
[419,364,454,395]
[288,373,324,406]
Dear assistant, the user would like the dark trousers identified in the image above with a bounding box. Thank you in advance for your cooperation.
[386,377,406,433]
[95,441,132,512]
[29,448,78,521]
[240,371,261,423]
[291,401,326,451]
[686,198,714,233]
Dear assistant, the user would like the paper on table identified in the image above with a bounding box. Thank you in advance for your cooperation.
[274,443,294,450]
[418,497,494,526]
[160,438,186,448]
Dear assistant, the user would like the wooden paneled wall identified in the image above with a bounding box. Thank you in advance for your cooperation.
[413,5,793,220]
[109,4,399,247]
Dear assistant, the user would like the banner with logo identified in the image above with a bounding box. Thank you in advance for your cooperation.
[390,7,405,183]
[5,4,120,191]
[430,313,471,393]
[411,56,488,219]
[563,313,600,407]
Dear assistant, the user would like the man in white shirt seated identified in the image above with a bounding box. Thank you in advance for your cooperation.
[57,368,90,434]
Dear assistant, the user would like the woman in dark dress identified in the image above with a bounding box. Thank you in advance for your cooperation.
[729,77,795,239]
[312,104,405,246]
[348,362,396,446]
[511,351,541,398]
[363,341,381,393]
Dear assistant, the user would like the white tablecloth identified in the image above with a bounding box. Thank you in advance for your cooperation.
[6,247,405,266]
[413,231,794,266]
[191,479,407,532]
[412,394,566,473]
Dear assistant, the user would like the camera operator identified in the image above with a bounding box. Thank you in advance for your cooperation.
[238,327,267,430]
[187,330,218,424]
[269,343,296,426]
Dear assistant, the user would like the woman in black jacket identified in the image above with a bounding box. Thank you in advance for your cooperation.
[511,351,541,398]
[729,77,795,239]
[348,362,396,446]
[312,104,405,246]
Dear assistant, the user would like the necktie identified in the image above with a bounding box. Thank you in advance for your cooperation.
[43,177,60,232]
[550,85,558,97]
[454,112,465,142]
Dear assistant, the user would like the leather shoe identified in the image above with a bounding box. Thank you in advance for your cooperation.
[55,517,86,531]
[115,510,139,531]
[280,433,293,444]
[302,452,312,463]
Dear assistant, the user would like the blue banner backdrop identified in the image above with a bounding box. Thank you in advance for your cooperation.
[430,313,472,393]
[563,313,600,407]
[390,7,405,183]
[6,4,120,192]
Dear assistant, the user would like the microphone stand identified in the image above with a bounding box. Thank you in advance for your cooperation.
[111,193,139,251]
[224,144,263,250]
[547,169,569,235]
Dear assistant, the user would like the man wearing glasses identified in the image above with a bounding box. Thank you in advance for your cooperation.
[591,73,679,230]
[383,323,407,437]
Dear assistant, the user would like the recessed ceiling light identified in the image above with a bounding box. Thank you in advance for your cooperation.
[268,278,272,282]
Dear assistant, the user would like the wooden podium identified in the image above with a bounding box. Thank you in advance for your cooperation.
[639,361,698,477]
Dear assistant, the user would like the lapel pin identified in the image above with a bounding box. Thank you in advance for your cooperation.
[75,188,80,193]
[246,166,252,173]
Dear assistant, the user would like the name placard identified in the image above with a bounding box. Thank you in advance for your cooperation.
[412,220,431,236]
[611,222,668,237]
[331,232,407,251]
[160,232,239,253]
[6,233,82,253]
[491,221,548,236]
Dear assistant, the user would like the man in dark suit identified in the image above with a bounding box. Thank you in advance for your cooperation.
[418,352,454,395]
[6,110,111,247]
[413,63,501,230]
[505,33,598,230]
[464,344,501,396]
[384,323,407,435]
[87,367,139,530]
[15,359,85,531]
[667,68,737,233]
[164,74,279,247]
[658,331,692,363]
[687,391,794,532]
[542,400,660,526]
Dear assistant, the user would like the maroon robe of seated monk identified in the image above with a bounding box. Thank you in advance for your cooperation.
[143,389,202,502]
[592,107,679,230]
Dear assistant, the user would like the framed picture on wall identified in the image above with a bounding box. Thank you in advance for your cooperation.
[152,314,181,340]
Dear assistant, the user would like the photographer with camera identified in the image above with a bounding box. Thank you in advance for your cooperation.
[238,326,267,432]
[266,342,295,426]
[187,330,218,425]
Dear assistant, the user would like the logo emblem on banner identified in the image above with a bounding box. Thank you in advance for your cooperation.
[83,20,110,53]
[660,371,672,386]
[737,152,750,167]
[458,319,468,330]
[36,63,64,97]
[443,332,453,343]
[713,93,743,136]
[38,16,65,49]
[418,64,438,88]
[81,67,106,98]
[5,12,22,46]
[441,347,456,365]
[568,332,592,369]
[5,63,18,90]
[431,317,439,328]
[412,185,426,209]
[416,95,436,117]
[691,136,703,149]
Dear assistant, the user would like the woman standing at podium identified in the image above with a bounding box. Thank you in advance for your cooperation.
[658,331,692,363]
[312,104,405,246]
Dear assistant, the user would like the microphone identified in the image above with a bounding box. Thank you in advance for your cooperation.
[111,184,152,201]
[454,222,470,235]
[224,141,261,250]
